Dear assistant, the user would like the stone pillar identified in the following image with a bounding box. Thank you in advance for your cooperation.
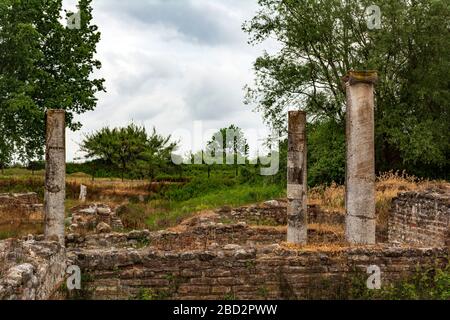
[287,111,307,244]
[44,109,66,245]
[343,71,378,245]
[79,184,87,202]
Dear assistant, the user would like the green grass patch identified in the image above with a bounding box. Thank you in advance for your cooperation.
[145,183,284,231]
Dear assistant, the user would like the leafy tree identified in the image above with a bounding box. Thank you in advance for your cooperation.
[308,119,346,185]
[206,125,249,177]
[135,128,177,181]
[81,124,148,181]
[0,139,13,174]
[80,124,176,181]
[0,0,105,161]
[244,0,450,180]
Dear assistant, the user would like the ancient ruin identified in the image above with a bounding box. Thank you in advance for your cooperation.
[0,100,449,300]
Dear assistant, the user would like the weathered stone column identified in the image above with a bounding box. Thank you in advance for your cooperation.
[343,71,378,245]
[44,109,66,245]
[287,111,307,244]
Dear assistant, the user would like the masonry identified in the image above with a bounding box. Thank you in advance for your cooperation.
[389,187,450,247]
[0,193,44,224]
[217,201,344,226]
[68,245,447,300]
[0,239,66,300]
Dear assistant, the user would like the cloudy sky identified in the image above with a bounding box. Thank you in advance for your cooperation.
[63,0,277,161]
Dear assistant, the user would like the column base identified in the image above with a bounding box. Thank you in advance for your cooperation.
[345,215,376,245]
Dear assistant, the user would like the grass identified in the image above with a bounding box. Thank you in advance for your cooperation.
[115,183,285,231]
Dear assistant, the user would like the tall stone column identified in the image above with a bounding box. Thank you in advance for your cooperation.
[44,109,66,245]
[287,111,307,244]
[343,71,378,245]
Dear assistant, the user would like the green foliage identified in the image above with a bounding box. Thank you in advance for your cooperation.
[80,124,176,181]
[145,179,284,231]
[0,0,105,162]
[244,0,450,180]
[164,176,236,202]
[136,288,159,301]
[308,119,346,185]
[205,125,249,177]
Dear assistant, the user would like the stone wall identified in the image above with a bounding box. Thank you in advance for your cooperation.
[217,201,344,226]
[65,219,343,251]
[0,239,66,300]
[69,204,124,234]
[388,188,450,247]
[0,193,43,224]
[68,245,448,300]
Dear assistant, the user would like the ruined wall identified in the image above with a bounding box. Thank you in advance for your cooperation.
[0,239,66,300]
[217,201,344,226]
[69,245,448,300]
[0,193,43,224]
[388,189,450,247]
[69,204,124,234]
[65,220,342,251]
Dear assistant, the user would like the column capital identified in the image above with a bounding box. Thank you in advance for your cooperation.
[342,70,378,87]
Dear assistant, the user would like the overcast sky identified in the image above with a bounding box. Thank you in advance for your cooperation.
[63,0,276,161]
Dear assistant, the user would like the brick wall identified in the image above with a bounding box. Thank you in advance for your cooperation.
[217,201,344,226]
[388,189,449,247]
[69,245,448,300]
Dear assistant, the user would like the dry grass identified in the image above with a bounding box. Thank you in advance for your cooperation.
[280,242,350,253]
[307,171,450,242]
[309,182,345,213]
[308,171,446,241]
[309,223,344,236]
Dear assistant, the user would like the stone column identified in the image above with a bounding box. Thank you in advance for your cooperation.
[343,71,378,245]
[287,111,307,244]
[44,109,66,245]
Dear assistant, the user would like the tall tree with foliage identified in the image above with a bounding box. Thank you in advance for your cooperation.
[81,124,148,181]
[0,0,105,162]
[206,125,249,177]
[81,124,176,181]
[244,0,450,180]
[135,128,177,181]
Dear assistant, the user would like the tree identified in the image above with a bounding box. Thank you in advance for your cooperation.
[80,124,177,181]
[206,125,249,177]
[0,139,13,174]
[244,0,450,180]
[81,124,148,181]
[135,128,177,181]
[0,0,105,162]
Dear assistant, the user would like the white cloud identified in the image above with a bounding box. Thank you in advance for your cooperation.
[65,0,276,161]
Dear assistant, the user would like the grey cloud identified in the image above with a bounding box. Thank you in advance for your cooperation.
[95,0,246,45]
